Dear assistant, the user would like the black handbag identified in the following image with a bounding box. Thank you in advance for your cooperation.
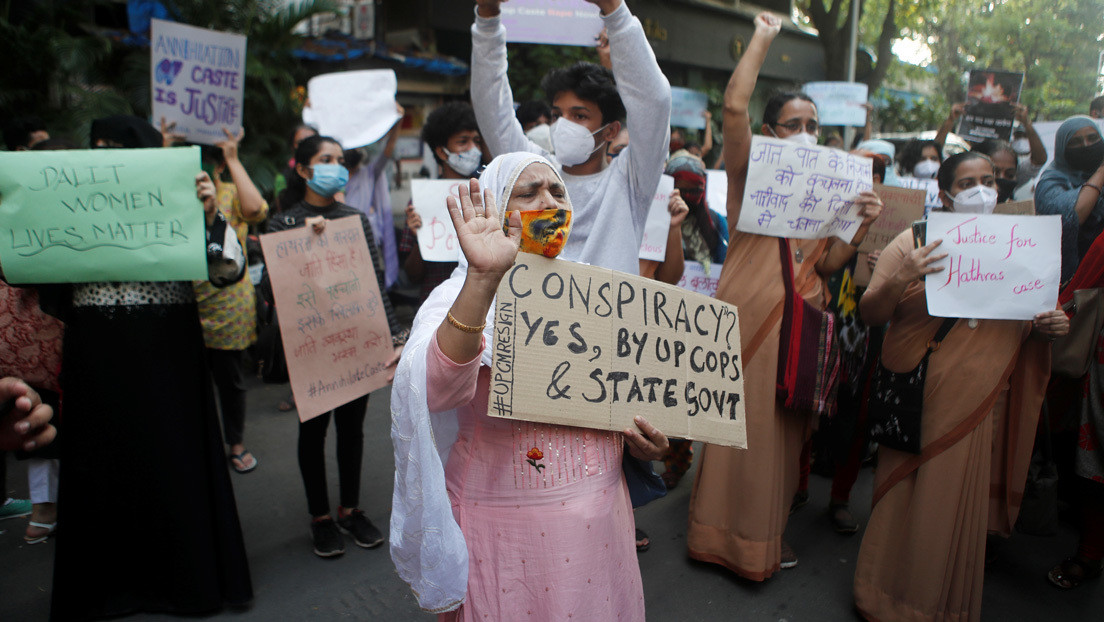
[868,317,957,454]
[622,452,666,509]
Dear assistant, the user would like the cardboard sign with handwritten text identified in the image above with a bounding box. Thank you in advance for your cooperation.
[994,199,1035,216]
[491,254,747,448]
[260,216,393,422]
[893,176,942,215]
[858,184,926,254]
[0,147,207,284]
[738,136,873,241]
[925,212,1060,320]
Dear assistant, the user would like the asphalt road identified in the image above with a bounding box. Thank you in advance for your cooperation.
[2,378,1100,621]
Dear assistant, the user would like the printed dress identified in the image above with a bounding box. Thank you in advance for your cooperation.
[427,336,645,622]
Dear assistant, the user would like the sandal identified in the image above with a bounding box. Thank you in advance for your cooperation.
[780,541,798,569]
[277,399,296,412]
[830,503,859,534]
[635,528,650,553]
[660,470,682,490]
[1048,557,1103,589]
[229,451,258,474]
[25,521,57,544]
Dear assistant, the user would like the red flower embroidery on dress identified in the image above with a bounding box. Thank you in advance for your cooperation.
[525,447,546,472]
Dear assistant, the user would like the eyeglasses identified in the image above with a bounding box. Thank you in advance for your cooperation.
[773,120,819,134]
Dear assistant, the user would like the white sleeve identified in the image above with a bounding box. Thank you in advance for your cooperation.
[605,2,672,217]
[470,9,550,159]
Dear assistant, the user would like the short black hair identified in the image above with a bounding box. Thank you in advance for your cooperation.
[973,139,1015,162]
[1091,95,1104,115]
[516,100,552,128]
[937,151,992,193]
[422,102,479,164]
[897,139,942,174]
[763,92,815,127]
[541,62,626,125]
[4,116,46,150]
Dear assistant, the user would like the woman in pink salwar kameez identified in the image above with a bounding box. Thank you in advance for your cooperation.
[390,153,668,621]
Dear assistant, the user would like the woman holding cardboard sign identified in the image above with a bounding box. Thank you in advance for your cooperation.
[686,11,884,579]
[852,152,1065,620]
[390,152,668,619]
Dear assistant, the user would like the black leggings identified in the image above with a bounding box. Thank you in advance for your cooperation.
[207,348,247,447]
[297,395,369,517]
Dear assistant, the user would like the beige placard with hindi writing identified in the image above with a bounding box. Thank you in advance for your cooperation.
[994,199,1036,216]
[490,253,747,448]
[260,216,393,422]
[853,184,927,287]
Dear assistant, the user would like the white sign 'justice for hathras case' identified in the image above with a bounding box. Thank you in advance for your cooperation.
[924,212,1061,321]
[491,253,747,448]
[737,136,873,241]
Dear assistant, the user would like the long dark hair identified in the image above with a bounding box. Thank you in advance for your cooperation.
[937,151,992,193]
[898,140,942,175]
[283,134,342,204]
[762,91,816,127]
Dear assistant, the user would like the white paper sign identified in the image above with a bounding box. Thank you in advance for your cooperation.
[802,82,869,127]
[893,176,942,215]
[150,19,247,146]
[500,0,603,46]
[410,179,464,262]
[670,87,709,130]
[737,136,873,240]
[924,212,1061,320]
[706,170,728,218]
[676,260,720,298]
[306,70,402,149]
[639,175,675,261]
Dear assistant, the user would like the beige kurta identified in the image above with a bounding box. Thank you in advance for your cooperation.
[852,230,1050,621]
[686,225,828,581]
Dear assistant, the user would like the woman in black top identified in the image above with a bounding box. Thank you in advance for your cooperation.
[268,134,407,557]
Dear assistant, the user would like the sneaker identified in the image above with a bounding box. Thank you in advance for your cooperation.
[337,509,385,549]
[0,498,32,521]
[780,541,799,569]
[789,490,809,515]
[311,518,345,558]
[830,503,860,534]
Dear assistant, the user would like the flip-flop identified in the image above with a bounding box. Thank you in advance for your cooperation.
[1048,557,1103,589]
[635,528,650,553]
[25,521,56,544]
[229,451,258,474]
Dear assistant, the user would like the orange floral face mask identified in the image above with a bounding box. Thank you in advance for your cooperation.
[506,208,572,258]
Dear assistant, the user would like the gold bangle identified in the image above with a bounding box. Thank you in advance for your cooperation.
[446,310,485,334]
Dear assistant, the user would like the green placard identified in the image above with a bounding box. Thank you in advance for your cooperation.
[0,146,207,284]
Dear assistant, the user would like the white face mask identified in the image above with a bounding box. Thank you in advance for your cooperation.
[768,125,818,147]
[525,123,554,153]
[1011,138,1031,156]
[913,159,940,179]
[550,118,609,167]
[444,146,482,177]
[949,184,998,214]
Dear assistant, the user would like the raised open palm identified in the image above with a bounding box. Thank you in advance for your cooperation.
[446,179,522,278]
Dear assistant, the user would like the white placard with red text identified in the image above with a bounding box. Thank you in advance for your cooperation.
[411,179,464,262]
[676,260,720,298]
[639,175,675,261]
[924,212,1060,320]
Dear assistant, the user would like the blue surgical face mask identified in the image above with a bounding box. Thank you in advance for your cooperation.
[307,163,349,197]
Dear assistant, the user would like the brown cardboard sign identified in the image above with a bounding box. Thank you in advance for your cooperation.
[490,253,747,448]
[994,199,1036,216]
[260,216,393,422]
[858,184,927,254]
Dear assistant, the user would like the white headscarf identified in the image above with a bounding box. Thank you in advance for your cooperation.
[389,153,570,613]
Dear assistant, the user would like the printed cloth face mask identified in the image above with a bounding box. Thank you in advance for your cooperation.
[306,163,349,197]
[504,208,573,258]
[950,184,998,214]
[445,146,483,177]
[913,159,940,179]
[550,118,609,166]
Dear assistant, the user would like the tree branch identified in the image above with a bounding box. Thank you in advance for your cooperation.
[865,0,897,91]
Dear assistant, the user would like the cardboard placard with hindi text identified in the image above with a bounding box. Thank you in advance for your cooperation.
[490,253,747,448]
[737,136,874,241]
[259,216,393,422]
